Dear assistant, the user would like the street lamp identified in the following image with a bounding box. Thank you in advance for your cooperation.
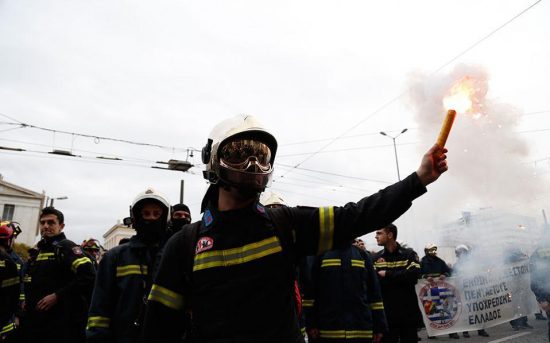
[49,196,68,207]
[380,128,408,181]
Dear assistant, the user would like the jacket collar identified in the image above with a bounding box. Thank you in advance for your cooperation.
[202,200,269,229]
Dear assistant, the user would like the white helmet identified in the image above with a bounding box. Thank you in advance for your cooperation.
[201,114,277,191]
[455,244,470,254]
[130,188,171,222]
[262,192,287,208]
[425,243,437,250]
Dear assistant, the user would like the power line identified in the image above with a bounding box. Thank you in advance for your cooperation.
[277,163,392,184]
[0,112,199,152]
[278,0,544,178]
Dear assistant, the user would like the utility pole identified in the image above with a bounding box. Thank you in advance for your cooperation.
[180,180,185,203]
[380,128,408,181]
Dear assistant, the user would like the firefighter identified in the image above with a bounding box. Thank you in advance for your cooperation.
[305,241,387,343]
[169,204,192,234]
[142,114,448,342]
[81,238,103,269]
[22,207,96,343]
[420,243,450,279]
[0,222,20,342]
[420,243,457,339]
[373,224,421,343]
[87,188,170,343]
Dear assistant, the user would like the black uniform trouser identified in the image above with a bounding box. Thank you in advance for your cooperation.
[546,310,550,342]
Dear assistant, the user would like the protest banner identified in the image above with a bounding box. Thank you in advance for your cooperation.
[416,260,539,336]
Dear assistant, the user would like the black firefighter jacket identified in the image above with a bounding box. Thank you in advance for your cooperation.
[373,244,421,327]
[142,172,427,343]
[87,235,159,343]
[23,232,95,342]
[304,246,388,342]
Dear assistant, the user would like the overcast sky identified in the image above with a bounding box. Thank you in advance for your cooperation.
[1,0,549,252]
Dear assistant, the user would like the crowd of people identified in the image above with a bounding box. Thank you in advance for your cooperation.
[1,114,549,342]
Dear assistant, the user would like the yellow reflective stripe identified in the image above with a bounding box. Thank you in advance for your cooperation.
[318,207,334,253]
[71,257,92,273]
[193,236,282,272]
[37,252,55,261]
[302,299,315,307]
[1,322,16,334]
[87,316,110,330]
[16,264,21,270]
[351,259,365,268]
[24,276,31,283]
[374,260,408,269]
[407,262,420,270]
[370,302,384,310]
[321,258,341,268]
[319,330,373,339]
[0,261,5,267]
[301,327,306,335]
[116,265,148,277]
[148,284,184,310]
[19,293,25,300]
[1,277,19,288]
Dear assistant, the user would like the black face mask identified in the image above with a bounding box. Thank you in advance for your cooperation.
[170,218,191,233]
[134,218,165,244]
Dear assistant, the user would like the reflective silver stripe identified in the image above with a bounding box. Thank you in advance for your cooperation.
[302,299,315,307]
[321,259,341,268]
[193,236,282,272]
[1,277,19,288]
[148,284,184,310]
[319,330,373,339]
[370,302,384,310]
[1,322,16,334]
[318,207,334,253]
[351,259,365,268]
[37,252,55,261]
[116,265,148,277]
[87,316,110,330]
[71,257,92,273]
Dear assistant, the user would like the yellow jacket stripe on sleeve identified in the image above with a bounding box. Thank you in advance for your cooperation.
[318,207,334,253]
[148,284,184,310]
[71,257,92,273]
[87,316,111,330]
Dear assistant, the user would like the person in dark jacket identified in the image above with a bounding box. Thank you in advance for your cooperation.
[305,243,387,343]
[374,224,421,343]
[141,114,448,343]
[86,188,170,343]
[419,243,457,339]
[0,221,20,341]
[22,207,96,343]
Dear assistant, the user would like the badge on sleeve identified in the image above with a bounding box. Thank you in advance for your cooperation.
[72,247,84,255]
[196,237,214,254]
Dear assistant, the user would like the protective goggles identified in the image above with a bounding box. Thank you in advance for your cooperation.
[219,139,272,172]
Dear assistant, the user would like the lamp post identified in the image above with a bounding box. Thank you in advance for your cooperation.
[380,128,408,181]
[49,196,68,207]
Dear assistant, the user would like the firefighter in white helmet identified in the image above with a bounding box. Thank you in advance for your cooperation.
[87,188,170,343]
[143,114,449,343]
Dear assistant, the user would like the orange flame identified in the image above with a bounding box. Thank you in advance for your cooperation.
[443,76,478,115]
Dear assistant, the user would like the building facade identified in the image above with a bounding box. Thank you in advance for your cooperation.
[0,176,45,246]
[103,220,134,250]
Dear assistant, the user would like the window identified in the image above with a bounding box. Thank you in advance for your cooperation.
[2,204,15,221]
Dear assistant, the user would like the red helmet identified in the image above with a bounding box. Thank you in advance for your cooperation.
[0,221,19,245]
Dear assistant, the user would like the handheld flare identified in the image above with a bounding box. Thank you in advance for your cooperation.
[436,109,456,148]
